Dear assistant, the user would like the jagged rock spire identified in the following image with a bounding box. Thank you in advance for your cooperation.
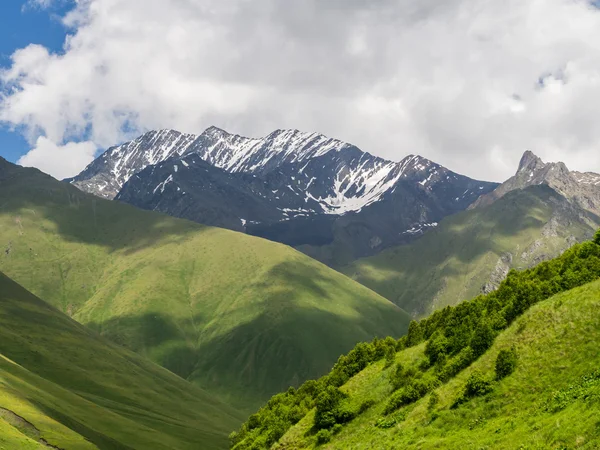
[517,150,545,174]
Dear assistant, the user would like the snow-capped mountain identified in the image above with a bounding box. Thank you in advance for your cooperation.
[72,126,496,217]
[70,126,498,265]
[69,127,352,200]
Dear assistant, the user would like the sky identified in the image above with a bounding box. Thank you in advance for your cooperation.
[2,0,600,181]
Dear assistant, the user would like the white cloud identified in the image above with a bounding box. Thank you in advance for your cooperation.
[2,0,600,181]
[17,137,96,179]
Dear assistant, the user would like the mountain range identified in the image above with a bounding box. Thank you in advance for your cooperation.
[68,127,498,265]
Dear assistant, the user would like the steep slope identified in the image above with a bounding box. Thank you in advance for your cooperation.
[0,157,410,412]
[116,155,288,232]
[344,173,600,317]
[234,233,600,449]
[0,271,242,450]
[276,278,600,449]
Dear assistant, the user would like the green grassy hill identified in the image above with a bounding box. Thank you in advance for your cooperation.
[0,158,410,412]
[0,271,242,450]
[277,279,600,449]
[232,231,600,449]
[343,185,599,317]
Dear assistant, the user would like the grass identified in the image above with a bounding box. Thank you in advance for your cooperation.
[0,158,411,413]
[343,185,599,317]
[0,271,243,449]
[276,278,600,449]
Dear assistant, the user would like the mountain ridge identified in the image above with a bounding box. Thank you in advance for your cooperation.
[70,127,496,218]
[72,127,497,265]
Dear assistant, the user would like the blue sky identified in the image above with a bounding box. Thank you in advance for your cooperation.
[0,1,72,163]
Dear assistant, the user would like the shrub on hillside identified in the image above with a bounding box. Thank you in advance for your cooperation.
[389,363,418,391]
[384,346,396,368]
[470,321,495,358]
[425,331,449,365]
[437,346,475,382]
[464,371,493,397]
[495,347,518,380]
[595,229,600,245]
[384,378,432,414]
[314,386,347,429]
[315,429,332,445]
[427,391,439,411]
[453,371,493,408]
[406,320,424,346]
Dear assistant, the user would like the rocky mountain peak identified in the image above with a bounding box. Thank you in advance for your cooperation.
[517,150,545,174]
[472,151,600,215]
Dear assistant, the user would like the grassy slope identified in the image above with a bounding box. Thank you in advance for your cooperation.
[0,271,242,450]
[0,159,411,412]
[343,185,598,317]
[278,278,600,449]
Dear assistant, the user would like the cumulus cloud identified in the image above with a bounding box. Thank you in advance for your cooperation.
[17,137,96,179]
[2,0,600,181]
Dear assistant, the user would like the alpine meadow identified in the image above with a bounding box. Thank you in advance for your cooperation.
[2,1,600,448]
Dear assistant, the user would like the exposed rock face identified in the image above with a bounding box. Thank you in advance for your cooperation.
[482,252,513,294]
[471,150,600,217]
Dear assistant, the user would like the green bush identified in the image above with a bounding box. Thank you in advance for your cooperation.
[389,363,418,391]
[331,424,343,435]
[470,321,494,358]
[314,386,347,430]
[425,331,449,365]
[384,378,431,414]
[315,429,332,445]
[375,410,407,429]
[452,371,493,409]
[406,320,424,346]
[384,346,396,368]
[594,229,600,245]
[437,346,475,382]
[495,347,518,380]
[464,371,494,397]
[333,405,356,424]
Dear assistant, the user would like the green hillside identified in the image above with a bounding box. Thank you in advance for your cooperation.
[343,185,599,317]
[276,279,600,449]
[0,271,242,450]
[232,231,600,449]
[0,158,410,412]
